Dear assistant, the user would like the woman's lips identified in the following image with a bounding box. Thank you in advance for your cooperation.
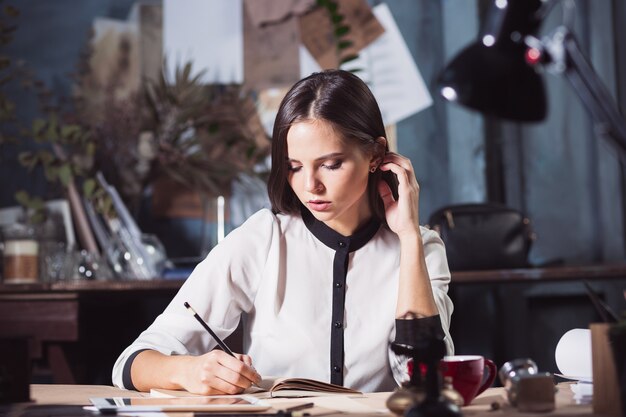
[308,200,331,211]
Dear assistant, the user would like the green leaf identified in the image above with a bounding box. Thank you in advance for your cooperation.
[14,190,30,207]
[334,25,350,37]
[100,196,114,218]
[338,40,353,50]
[17,151,35,169]
[85,141,96,157]
[37,149,54,165]
[32,118,47,136]
[60,124,81,139]
[339,54,359,65]
[83,178,96,198]
[58,163,73,186]
[246,145,257,159]
[45,116,59,141]
[331,14,344,24]
[327,1,338,13]
[44,166,58,182]
[29,196,45,211]
[30,211,45,224]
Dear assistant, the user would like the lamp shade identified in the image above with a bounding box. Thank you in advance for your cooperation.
[437,0,547,122]
[438,41,546,122]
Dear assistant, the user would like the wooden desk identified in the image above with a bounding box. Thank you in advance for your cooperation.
[449,264,626,374]
[452,263,626,283]
[1,383,596,417]
[1,264,625,384]
[0,280,184,384]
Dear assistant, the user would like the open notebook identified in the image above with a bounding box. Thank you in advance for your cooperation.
[151,377,361,398]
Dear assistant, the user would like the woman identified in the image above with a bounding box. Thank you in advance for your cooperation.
[112,69,453,395]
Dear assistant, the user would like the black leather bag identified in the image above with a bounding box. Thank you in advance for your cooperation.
[427,203,534,271]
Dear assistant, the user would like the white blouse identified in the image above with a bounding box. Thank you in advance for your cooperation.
[112,208,454,392]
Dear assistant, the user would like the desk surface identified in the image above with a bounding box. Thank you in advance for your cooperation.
[1,263,625,294]
[452,263,626,284]
[3,383,594,417]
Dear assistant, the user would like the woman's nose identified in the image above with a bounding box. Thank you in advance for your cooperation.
[305,172,323,193]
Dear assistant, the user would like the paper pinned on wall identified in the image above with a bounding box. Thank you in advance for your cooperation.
[163,0,243,84]
[243,0,301,90]
[300,3,433,125]
[89,17,141,99]
[298,0,385,70]
[244,0,314,28]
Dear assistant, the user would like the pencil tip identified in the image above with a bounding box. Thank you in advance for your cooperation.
[184,301,190,308]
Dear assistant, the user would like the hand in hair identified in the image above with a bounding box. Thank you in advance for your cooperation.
[377,152,421,240]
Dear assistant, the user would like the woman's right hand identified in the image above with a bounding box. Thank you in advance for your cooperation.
[176,350,262,395]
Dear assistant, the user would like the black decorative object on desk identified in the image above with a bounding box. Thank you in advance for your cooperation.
[388,319,462,417]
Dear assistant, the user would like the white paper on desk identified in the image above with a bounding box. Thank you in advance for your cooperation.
[84,406,167,417]
[163,0,243,84]
[299,3,433,125]
[555,328,592,381]
[310,396,388,414]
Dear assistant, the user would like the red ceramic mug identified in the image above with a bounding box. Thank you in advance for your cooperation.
[440,355,497,406]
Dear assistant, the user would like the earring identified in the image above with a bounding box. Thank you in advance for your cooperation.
[370,166,376,173]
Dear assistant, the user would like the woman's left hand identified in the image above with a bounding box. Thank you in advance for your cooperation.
[377,152,421,239]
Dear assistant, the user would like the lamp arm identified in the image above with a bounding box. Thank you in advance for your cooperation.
[556,28,626,159]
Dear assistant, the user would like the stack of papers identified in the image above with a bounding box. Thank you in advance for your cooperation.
[570,381,593,404]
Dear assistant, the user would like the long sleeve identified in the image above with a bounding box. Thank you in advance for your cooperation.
[111,210,277,389]
[388,227,454,385]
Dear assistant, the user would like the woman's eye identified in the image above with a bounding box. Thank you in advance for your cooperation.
[322,161,342,170]
[287,165,302,172]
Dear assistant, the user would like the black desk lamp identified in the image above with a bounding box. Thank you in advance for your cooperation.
[437,0,626,161]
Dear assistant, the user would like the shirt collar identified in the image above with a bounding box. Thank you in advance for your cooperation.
[300,204,381,252]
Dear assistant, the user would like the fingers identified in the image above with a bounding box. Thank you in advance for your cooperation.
[191,351,261,395]
[376,152,421,235]
[218,351,262,386]
[235,353,253,366]
[379,152,420,193]
[377,178,394,208]
[382,152,414,172]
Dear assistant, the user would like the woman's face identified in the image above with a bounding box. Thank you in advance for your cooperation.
[286,119,374,236]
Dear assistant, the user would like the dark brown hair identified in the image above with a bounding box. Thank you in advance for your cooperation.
[267,69,396,225]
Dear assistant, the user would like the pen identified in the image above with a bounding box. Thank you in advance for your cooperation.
[184,301,261,388]
[282,402,315,413]
[184,301,235,355]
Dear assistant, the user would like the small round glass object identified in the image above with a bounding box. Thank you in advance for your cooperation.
[498,358,539,406]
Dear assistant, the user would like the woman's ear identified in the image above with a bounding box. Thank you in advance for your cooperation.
[371,136,387,166]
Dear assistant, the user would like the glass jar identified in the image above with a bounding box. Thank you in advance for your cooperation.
[37,215,68,283]
[1,222,39,284]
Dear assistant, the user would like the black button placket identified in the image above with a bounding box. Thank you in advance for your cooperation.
[300,205,380,387]
[330,239,349,385]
